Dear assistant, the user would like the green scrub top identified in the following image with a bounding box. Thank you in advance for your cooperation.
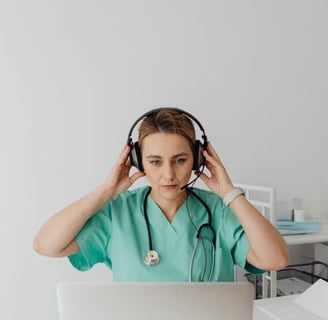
[68,186,263,281]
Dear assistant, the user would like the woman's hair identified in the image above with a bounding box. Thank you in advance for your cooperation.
[138,108,196,151]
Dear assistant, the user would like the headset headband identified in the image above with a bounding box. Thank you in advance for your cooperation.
[127,107,208,145]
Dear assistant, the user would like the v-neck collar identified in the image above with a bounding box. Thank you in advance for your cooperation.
[143,187,210,240]
[145,192,190,234]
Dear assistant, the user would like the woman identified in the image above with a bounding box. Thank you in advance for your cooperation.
[33,107,289,282]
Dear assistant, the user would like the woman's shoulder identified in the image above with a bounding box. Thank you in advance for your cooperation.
[189,188,240,227]
[104,186,150,219]
[188,187,220,199]
[111,186,150,204]
[187,187,223,207]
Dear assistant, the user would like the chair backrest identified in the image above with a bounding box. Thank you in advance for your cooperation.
[235,183,276,224]
[233,184,277,298]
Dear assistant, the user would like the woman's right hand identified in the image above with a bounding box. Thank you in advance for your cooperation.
[103,145,145,199]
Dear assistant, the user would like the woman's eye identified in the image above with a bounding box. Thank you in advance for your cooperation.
[176,158,186,164]
[150,160,161,166]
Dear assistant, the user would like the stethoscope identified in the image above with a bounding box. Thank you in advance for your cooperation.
[143,186,216,281]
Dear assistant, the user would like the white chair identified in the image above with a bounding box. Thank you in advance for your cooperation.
[234,183,277,299]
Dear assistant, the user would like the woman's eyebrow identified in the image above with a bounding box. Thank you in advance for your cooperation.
[171,153,189,159]
[145,155,162,159]
[145,152,190,159]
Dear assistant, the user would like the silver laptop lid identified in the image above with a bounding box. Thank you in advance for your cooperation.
[57,282,254,320]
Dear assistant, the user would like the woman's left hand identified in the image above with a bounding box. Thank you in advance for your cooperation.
[198,142,235,198]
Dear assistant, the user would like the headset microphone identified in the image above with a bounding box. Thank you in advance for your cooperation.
[180,180,196,191]
[180,166,205,190]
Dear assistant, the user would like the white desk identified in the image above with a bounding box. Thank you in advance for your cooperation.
[260,224,328,298]
[253,294,324,320]
[282,223,328,245]
[253,225,328,318]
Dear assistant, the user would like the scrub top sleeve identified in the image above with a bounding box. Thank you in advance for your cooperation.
[68,203,112,271]
[223,205,265,276]
[232,232,265,275]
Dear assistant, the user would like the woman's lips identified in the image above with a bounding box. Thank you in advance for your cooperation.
[162,184,178,190]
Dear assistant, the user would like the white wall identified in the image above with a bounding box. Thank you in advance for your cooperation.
[0,0,327,319]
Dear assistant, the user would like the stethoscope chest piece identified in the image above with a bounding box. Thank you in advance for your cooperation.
[144,250,160,266]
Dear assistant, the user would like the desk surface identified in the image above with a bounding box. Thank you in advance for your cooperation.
[283,223,328,245]
[253,294,324,320]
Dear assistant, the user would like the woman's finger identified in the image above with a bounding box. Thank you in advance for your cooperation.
[117,145,130,165]
[207,142,223,161]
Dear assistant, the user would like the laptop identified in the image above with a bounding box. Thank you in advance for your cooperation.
[57,281,255,320]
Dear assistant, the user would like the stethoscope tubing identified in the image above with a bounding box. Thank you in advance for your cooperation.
[143,186,216,281]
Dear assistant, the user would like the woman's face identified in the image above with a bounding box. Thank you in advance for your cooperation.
[141,133,194,201]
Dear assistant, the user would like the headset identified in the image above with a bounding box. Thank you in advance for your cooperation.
[127,107,208,173]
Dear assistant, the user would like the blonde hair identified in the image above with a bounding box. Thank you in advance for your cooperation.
[138,108,196,151]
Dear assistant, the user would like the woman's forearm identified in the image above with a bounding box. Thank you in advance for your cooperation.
[229,195,289,270]
[33,184,113,257]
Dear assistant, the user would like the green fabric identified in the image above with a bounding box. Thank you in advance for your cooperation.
[68,186,264,281]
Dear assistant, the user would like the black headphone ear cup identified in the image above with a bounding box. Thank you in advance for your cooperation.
[193,140,205,171]
[129,141,144,172]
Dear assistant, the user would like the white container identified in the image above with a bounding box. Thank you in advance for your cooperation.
[293,209,305,222]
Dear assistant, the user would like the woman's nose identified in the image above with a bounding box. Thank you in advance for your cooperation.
[162,162,175,179]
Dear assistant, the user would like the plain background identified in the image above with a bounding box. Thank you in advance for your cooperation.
[0,0,327,319]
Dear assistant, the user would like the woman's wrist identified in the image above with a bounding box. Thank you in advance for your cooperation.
[97,183,115,204]
[219,185,235,198]
[222,187,245,207]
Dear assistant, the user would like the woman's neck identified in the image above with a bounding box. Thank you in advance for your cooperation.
[150,190,187,222]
